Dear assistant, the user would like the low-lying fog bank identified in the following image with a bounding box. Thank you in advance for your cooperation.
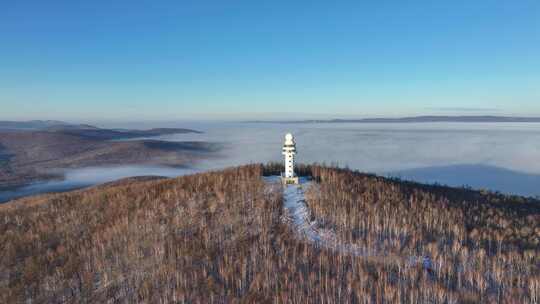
[0,166,197,203]
[388,164,540,197]
[2,122,540,202]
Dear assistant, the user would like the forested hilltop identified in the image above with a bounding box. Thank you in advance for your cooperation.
[1,165,538,303]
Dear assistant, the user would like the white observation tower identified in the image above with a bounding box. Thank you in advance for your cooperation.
[281,133,299,185]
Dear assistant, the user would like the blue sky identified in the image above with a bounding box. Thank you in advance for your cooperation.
[1,0,539,121]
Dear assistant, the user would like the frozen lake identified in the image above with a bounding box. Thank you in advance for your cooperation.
[2,122,540,202]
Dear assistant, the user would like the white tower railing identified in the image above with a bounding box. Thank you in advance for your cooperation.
[281,133,299,184]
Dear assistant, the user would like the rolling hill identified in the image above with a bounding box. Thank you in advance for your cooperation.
[0,126,216,190]
[1,164,538,303]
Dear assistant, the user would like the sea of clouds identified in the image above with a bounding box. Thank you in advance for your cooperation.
[2,122,540,202]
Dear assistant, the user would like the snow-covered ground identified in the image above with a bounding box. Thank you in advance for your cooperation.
[265,176,433,270]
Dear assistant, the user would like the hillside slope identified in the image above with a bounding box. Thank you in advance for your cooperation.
[0,130,218,189]
[1,165,538,303]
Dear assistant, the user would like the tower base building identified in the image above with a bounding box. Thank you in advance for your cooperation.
[281,176,299,185]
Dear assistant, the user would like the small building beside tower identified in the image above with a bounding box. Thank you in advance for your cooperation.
[281,133,299,185]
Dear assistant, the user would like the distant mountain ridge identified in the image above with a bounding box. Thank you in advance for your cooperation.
[248,115,540,123]
[0,120,77,130]
[0,120,201,139]
[49,127,202,140]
